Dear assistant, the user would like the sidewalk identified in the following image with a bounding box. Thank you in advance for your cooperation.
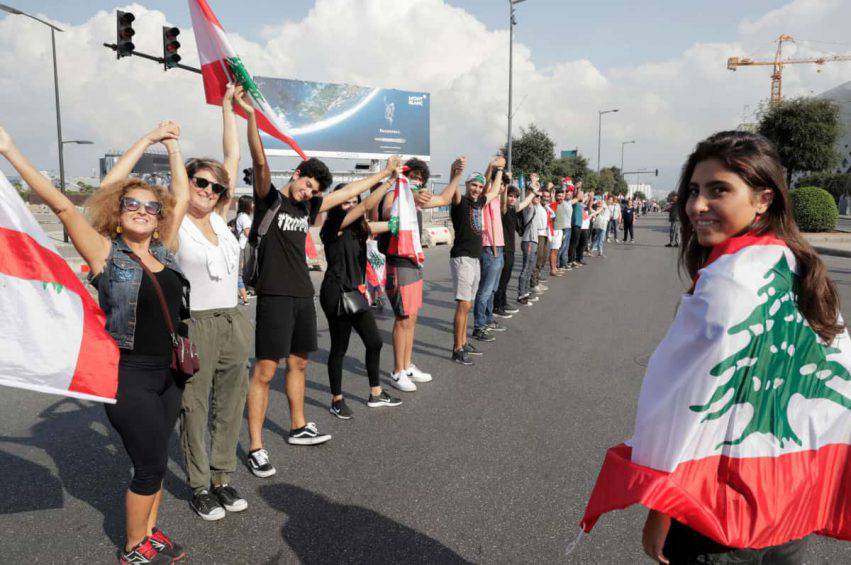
[803,231,851,258]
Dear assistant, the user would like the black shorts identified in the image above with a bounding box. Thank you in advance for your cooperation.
[663,520,808,564]
[255,295,318,360]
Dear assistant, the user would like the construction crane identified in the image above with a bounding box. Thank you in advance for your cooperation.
[727,34,851,106]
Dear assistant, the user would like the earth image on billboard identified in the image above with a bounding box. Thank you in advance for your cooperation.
[255,76,430,160]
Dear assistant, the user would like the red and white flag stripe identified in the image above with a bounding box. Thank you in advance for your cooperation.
[580,235,851,549]
[387,176,425,265]
[188,0,308,160]
[0,171,118,403]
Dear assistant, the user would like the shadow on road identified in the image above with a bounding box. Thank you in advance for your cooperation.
[258,483,472,564]
[0,397,185,546]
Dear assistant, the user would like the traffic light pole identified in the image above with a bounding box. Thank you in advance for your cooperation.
[102,43,201,74]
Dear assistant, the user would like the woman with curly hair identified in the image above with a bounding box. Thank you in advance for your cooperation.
[101,85,254,524]
[0,121,191,564]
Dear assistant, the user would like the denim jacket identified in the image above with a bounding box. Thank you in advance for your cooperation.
[89,237,191,350]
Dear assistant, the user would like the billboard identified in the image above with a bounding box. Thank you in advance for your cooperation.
[254,76,430,161]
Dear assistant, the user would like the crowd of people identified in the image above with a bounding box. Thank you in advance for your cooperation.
[444,166,647,364]
[2,75,847,563]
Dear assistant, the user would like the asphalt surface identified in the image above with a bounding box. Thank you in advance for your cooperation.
[1,215,849,563]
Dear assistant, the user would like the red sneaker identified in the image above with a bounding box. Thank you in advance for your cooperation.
[150,528,187,561]
[118,537,171,564]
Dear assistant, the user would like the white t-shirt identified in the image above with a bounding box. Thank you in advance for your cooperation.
[608,203,621,220]
[593,207,611,230]
[235,212,252,249]
[176,212,240,311]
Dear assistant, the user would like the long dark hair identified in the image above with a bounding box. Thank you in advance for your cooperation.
[676,130,843,344]
[237,195,253,215]
[333,182,369,239]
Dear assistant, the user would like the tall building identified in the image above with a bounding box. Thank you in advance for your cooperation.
[817,81,851,174]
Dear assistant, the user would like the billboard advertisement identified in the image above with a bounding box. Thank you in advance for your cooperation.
[254,76,430,161]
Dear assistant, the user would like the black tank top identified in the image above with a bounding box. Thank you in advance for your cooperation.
[122,268,182,358]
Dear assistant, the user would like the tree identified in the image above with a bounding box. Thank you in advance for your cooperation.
[758,97,841,186]
[591,166,628,195]
[634,191,647,201]
[506,124,555,177]
[548,153,590,185]
[690,254,851,447]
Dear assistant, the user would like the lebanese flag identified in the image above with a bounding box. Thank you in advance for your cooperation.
[0,171,118,403]
[387,176,425,265]
[188,0,308,160]
[365,238,386,288]
[580,233,851,548]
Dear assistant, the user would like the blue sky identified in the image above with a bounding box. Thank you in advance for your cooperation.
[4,0,793,72]
[1,0,849,192]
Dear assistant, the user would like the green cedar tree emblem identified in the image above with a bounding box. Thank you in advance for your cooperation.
[690,253,851,448]
[42,282,63,294]
[226,56,267,106]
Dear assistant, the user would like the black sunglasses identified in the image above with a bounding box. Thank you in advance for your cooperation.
[121,196,163,216]
[192,176,228,195]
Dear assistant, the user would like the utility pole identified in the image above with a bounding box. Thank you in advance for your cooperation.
[506,0,526,176]
[597,108,619,171]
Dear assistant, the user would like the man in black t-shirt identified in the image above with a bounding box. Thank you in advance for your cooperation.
[239,98,373,478]
[494,183,536,315]
[449,158,504,365]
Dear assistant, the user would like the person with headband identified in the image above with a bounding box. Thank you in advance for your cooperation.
[450,158,505,365]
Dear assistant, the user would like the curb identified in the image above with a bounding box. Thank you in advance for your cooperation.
[813,246,851,258]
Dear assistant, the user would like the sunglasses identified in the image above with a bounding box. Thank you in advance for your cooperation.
[192,176,228,195]
[121,196,163,216]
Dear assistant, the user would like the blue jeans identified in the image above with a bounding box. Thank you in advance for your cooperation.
[474,247,504,331]
[518,241,537,298]
[607,219,618,241]
[557,227,571,268]
[592,228,605,254]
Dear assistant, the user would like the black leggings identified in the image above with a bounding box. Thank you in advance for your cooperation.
[105,355,182,496]
[623,221,634,241]
[577,229,590,262]
[567,226,581,263]
[320,288,383,396]
[494,251,514,309]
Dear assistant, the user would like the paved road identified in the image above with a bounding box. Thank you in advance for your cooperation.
[1,216,849,563]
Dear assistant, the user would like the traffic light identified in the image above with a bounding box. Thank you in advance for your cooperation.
[162,26,181,70]
[116,10,135,59]
[655,169,659,176]
[243,168,253,186]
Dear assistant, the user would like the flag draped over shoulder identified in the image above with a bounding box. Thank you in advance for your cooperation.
[188,0,307,160]
[580,233,851,549]
[0,171,118,403]
[387,176,425,265]
[365,239,386,289]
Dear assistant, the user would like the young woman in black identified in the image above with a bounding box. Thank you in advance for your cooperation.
[320,158,404,419]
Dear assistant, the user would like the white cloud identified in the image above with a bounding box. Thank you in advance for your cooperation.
[1,0,850,194]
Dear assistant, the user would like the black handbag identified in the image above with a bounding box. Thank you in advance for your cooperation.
[338,288,370,316]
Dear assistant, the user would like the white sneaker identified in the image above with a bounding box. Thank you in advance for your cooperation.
[390,370,417,392]
[406,364,432,383]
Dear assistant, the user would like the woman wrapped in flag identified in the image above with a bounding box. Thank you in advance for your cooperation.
[0,122,192,564]
[579,131,851,564]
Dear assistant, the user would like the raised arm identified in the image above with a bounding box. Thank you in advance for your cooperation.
[234,89,271,199]
[320,156,399,213]
[515,182,538,212]
[160,124,189,252]
[0,126,110,273]
[220,84,240,215]
[340,159,401,229]
[421,156,466,209]
[100,122,180,186]
[483,156,505,205]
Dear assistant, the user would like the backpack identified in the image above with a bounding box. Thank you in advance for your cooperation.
[243,196,282,289]
[227,217,240,240]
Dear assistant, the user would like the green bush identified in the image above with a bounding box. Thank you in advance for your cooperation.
[790,186,838,232]
[795,172,851,205]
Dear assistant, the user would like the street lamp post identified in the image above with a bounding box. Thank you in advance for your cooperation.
[596,108,619,172]
[620,140,635,172]
[58,140,93,241]
[0,3,71,241]
[507,0,526,178]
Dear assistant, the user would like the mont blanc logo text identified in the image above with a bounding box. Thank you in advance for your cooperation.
[408,95,425,106]
[276,211,309,233]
